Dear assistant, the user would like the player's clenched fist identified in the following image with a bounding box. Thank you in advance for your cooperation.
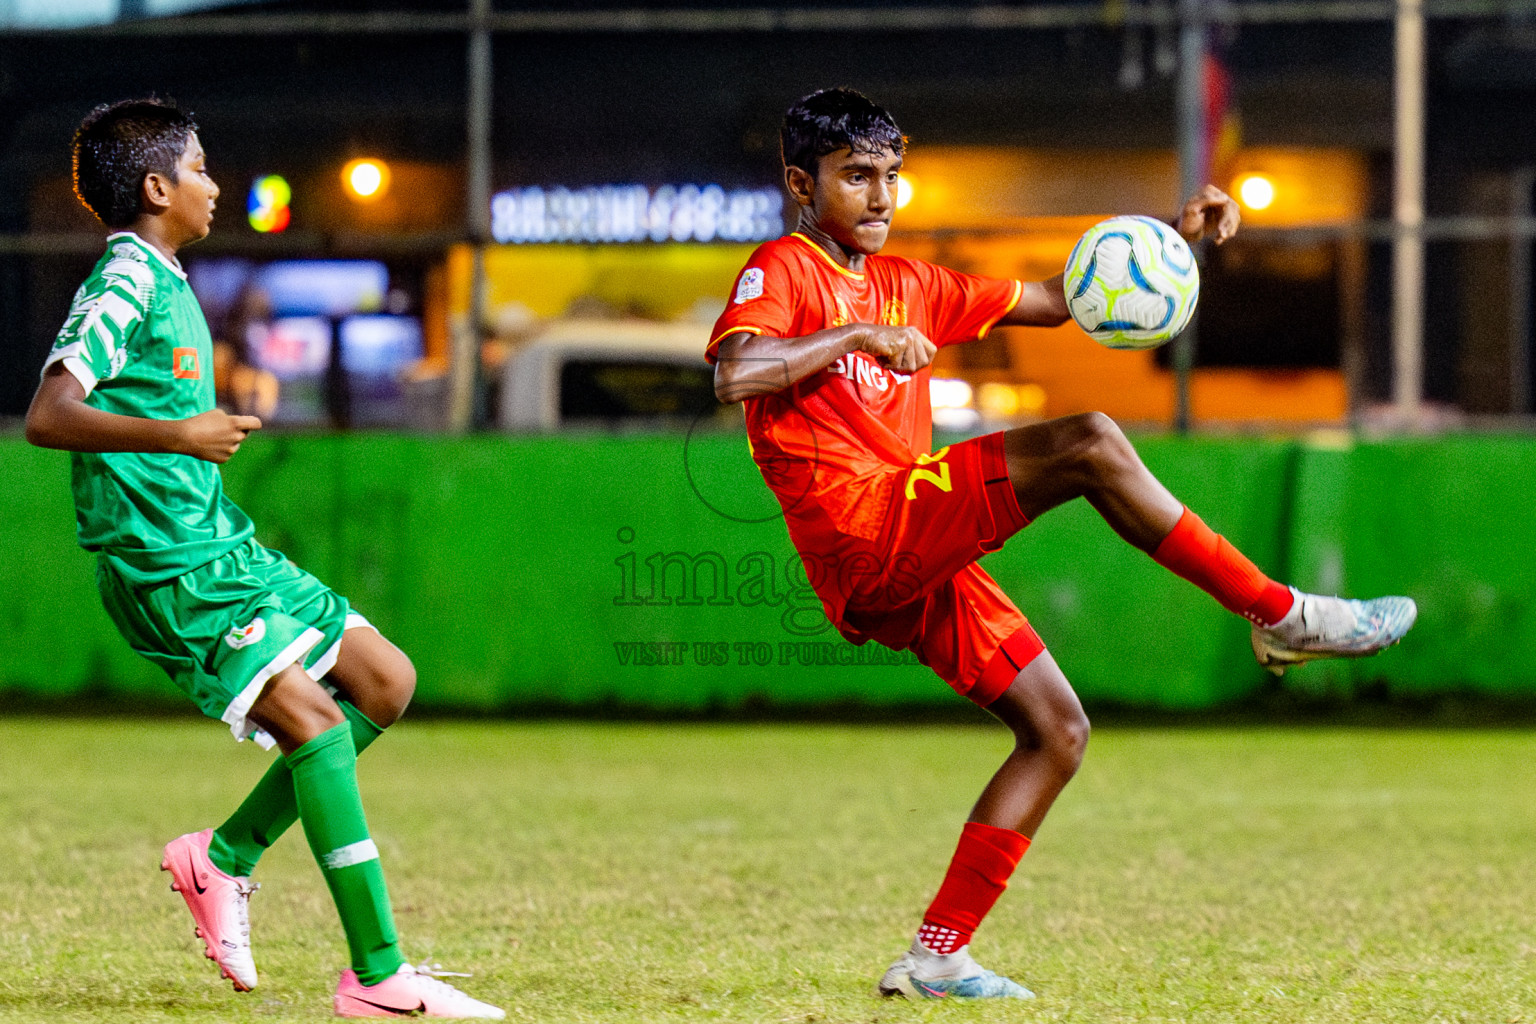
[861,324,937,374]
[177,409,262,463]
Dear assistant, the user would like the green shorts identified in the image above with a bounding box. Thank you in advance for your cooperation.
[97,538,368,747]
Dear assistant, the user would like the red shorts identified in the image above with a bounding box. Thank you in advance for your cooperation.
[818,432,1046,707]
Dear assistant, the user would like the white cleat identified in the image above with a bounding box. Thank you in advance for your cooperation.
[335,962,506,1019]
[161,828,259,992]
[1252,587,1418,676]
[878,940,1033,1000]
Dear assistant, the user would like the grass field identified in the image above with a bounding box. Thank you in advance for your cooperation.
[1,718,1533,1023]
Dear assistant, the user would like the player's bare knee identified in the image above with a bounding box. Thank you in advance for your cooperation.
[1055,709,1091,775]
[335,631,417,727]
[1045,412,1116,469]
[1072,412,1137,481]
[361,652,415,728]
[380,654,417,724]
[1032,710,1088,780]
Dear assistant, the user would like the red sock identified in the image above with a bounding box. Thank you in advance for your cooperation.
[917,821,1031,954]
[1151,507,1295,627]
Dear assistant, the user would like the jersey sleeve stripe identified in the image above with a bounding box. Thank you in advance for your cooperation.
[83,316,120,361]
[707,324,767,363]
[84,285,147,350]
[709,324,766,348]
[976,279,1025,340]
[97,289,145,332]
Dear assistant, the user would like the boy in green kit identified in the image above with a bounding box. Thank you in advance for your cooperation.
[25,98,503,1019]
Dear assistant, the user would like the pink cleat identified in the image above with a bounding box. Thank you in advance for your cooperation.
[334,963,505,1019]
[160,828,258,992]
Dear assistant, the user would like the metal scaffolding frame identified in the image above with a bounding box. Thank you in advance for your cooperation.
[12,0,1536,429]
[17,0,1536,36]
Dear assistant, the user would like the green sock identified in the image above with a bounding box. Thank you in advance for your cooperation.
[287,721,405,985]
[209,701,384,878]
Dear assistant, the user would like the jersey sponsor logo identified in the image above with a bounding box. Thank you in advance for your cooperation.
[734,267,765,304]
[828,353,912,393]
[905,446,954,500]
[225,618,267,650]
[173,347,201,379]
[880,298,908,326]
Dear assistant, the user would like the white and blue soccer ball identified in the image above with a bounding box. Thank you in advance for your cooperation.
[1063,215,1200,350]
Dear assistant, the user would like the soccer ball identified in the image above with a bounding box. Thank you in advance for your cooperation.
[1063,215,1200,350]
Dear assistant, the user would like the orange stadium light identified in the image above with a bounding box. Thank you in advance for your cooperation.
[1236,173,1276,212]
[342,158,391,202]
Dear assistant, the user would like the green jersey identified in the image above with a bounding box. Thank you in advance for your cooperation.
[43,232,254,586]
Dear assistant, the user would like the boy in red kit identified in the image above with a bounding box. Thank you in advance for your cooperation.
[709,88,1417,1000]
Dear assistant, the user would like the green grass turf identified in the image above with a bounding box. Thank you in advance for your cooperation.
[1,719,1533,1023]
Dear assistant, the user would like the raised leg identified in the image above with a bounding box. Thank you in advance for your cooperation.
[1002,411,1182,553]
[1003,412,1295,625]
[1001,412,1416,666]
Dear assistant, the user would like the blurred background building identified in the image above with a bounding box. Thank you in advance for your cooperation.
[3,0,1535,432]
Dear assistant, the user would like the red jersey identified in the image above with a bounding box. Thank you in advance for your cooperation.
[709,233,1021,627]
[709,231,1020,538]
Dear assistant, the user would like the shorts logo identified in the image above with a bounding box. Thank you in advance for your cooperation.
[172,347,201,379]
[734,268,765,304]
[225,618,267,650]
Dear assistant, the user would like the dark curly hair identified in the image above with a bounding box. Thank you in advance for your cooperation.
[781,88,905,178]
[72,98,198,229]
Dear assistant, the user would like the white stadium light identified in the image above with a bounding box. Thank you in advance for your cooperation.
[929,377,980,429]
[928,377,973,410]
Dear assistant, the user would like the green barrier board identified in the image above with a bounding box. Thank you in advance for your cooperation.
[0,431,1521,711]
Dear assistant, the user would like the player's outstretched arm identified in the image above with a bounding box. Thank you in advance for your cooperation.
[713,324,935,404]
[26,362,261,464]
[1000,274,1071,328]
[1000,185,1240,331]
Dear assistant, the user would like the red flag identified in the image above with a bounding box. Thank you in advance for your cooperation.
[1201,51,1242,185]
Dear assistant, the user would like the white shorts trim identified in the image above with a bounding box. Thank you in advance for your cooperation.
[307,611,375,687]
[221,626,325,750]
